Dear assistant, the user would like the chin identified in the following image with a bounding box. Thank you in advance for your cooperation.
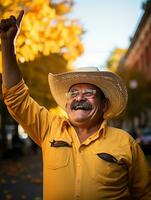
[70,110,90,119]
[69,115,90,126]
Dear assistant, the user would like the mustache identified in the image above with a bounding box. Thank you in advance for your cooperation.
[71,100,92,110]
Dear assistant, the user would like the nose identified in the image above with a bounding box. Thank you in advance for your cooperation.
[76,92,85,101]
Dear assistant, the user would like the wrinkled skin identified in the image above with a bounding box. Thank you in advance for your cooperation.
[66,83,109,129]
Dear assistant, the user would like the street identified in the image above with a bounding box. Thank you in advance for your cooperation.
[0,151,43,200]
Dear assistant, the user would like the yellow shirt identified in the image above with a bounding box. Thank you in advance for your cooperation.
[3,80,151,200]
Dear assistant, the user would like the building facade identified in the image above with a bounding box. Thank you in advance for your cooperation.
[117,0,151,129]
[119,0,151,80]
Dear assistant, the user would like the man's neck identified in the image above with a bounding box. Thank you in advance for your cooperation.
[74,123,102,143]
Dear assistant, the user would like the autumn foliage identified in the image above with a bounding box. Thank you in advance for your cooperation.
[0,0,84,108]
[0,0,84,67]
[105,48,127,72]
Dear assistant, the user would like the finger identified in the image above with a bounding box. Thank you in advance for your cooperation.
[16,10,24,27]
[10,16,17,26]
[10,15,17,22]
[0,19,6,24]
[0,18,14,31]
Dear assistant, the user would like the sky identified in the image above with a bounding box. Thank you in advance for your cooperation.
[69,0,144,69]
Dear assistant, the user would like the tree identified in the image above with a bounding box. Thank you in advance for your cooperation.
[0,0,84,106]
[105,48,127,72]
[20,53,68,109]
[0,0,84,64]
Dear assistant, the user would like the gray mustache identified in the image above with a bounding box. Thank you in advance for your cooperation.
[71,101,92,110]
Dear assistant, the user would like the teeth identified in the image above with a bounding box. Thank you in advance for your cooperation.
[71,102,91,110]
[74,106,84,110]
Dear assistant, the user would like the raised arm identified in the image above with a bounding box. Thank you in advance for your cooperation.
[0,10,24,88]
[0,11,57,146]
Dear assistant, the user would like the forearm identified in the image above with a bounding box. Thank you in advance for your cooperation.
[1,39,22,89]
[3,80,54,146]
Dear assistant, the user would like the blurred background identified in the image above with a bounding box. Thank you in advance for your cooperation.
[0,0,151,199]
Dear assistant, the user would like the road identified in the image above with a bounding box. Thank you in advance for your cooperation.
[0,151,42,200]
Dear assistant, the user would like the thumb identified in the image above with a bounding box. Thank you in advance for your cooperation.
[16,10,24,27]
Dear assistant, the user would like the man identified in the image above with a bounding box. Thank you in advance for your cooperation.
[0,10,151,200]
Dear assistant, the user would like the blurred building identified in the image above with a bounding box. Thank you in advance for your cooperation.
[118,0,151,129]
[118,0,151,80]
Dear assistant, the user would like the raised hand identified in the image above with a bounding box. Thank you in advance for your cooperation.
[0,10,24,42]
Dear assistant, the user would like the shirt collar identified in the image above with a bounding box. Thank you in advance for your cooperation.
[98,119,108,138]
[60,117,71,131]
[62,117,107,129]
[61,117,108,142]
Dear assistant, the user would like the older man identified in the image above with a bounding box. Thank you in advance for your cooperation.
[0,10,151,200]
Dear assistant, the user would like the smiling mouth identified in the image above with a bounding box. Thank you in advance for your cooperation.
[71,101,92,111]
[73,105,88,110]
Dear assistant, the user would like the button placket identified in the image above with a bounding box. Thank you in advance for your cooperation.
[74,149,82,200]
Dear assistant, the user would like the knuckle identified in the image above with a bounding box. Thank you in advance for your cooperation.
[10,15,16,22]
[1,19,8,25]
[1,19,6,23]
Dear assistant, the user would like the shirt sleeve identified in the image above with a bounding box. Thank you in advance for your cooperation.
[2,79,55,147]
[129,140,151,199]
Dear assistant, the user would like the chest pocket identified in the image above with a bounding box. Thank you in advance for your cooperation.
[47,146,71,170]
[88,151,128,185]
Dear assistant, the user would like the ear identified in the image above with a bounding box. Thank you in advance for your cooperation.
[103,98,110,113]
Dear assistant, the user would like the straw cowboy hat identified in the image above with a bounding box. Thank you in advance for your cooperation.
[48,67,128,119]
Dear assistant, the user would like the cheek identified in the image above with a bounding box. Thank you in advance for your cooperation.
[91,99,100,108]
[92,100,104,113]
[65,100,72,113]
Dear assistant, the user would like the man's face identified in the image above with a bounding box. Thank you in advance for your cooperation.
[66,83,108,127]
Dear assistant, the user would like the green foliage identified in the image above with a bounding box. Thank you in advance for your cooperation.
[20,53,67,109]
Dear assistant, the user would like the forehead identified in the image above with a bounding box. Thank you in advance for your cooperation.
[69,83,98,90]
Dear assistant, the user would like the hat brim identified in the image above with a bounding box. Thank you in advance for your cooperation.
[48,71,128,119]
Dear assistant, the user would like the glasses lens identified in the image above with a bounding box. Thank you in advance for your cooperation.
[83,89,96,97]
[66,90,79,98]
[66,89,96,99]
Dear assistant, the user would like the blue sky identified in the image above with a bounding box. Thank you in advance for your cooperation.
[70,0,144,69]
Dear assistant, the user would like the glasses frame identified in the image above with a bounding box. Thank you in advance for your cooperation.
[66,89,97,99]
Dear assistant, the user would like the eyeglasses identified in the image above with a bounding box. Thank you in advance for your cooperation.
[66,89,97,99]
